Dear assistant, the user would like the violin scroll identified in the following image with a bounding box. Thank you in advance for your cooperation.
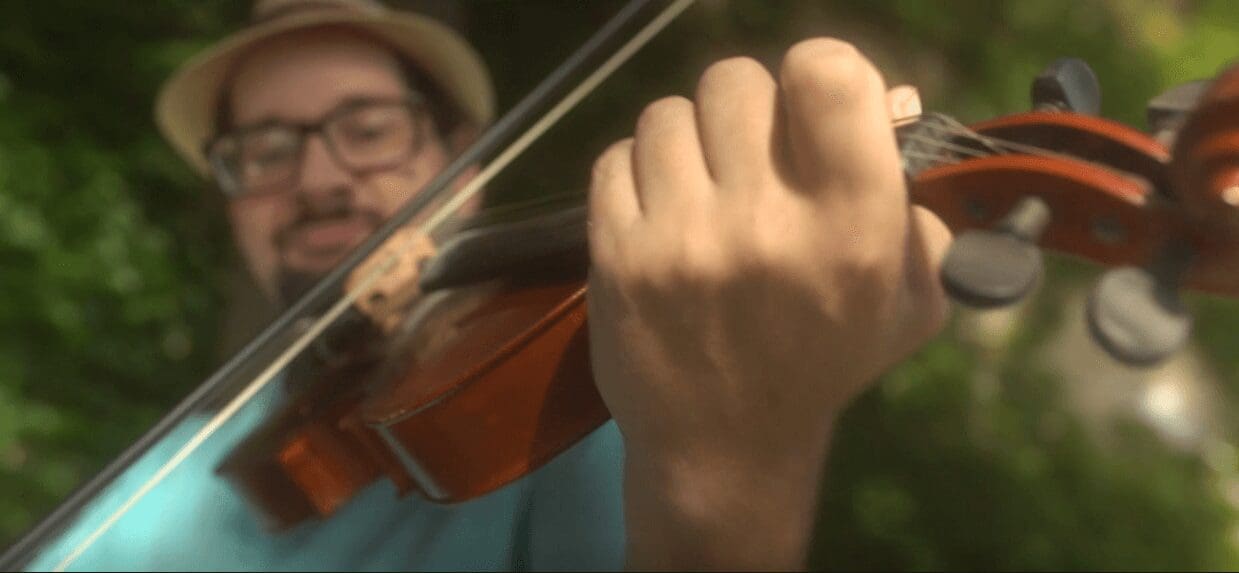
[1084,64,1239,365]
[923,59,1107,311]
[1147,79,1209,147]
[1170,63,1239,234]
[1032,57,1102,115]
[907,58,1239,367]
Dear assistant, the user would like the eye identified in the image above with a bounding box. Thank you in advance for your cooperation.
[346,123,392,142]
[250,147,295,168]
[337,107,411,145]
[240,130,299,174]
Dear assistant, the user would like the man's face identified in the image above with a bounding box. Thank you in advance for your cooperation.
[224,27,458,304]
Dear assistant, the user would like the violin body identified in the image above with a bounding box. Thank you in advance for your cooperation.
[215,317,400,531]
[360,277,602,502]
[218,59,1239,530]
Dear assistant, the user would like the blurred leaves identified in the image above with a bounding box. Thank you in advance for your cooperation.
[0,0,246,548]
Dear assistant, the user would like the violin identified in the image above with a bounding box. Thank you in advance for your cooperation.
[214,57,1239,531]
[9,1,1238,567]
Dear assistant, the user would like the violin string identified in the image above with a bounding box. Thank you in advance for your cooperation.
[475,190,585,220]
[52,0,696,570]
[57,22,1152,566]
[907,115,1144,181]
[919,115,1090,164]
[932,115,1017,154]
[899,119,1069,169]
[915,120,1020,157]
[898,132,990,159]
[907,117,1162,207]
[901,150,965,165]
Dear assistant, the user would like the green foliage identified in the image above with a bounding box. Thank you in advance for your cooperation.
[816,339,1238,570]
[0,0,246,546]
[1,0,1238,570]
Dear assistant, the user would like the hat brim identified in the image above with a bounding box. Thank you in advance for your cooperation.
[155,9,495,176]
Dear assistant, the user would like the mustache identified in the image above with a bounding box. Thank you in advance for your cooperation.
[273,205,384,307]
[273,204,385,251]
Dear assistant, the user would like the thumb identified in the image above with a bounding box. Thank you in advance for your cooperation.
[905,204,954,340]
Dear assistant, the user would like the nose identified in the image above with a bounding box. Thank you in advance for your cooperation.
[296,133,354,209]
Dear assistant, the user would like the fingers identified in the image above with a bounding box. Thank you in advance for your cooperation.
[632,96,711,216]
[589,139,640,265]
[779,39,905,204]
[904,205,954,336]
[591,38,918,277]
[694,57,782,190]
[910,205,953,280]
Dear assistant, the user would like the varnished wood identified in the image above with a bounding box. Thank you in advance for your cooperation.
[218,68,1239,527]
[1171,65,1239,234]
[359,279,606,502]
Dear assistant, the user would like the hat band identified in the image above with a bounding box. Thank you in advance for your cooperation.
[251,1,379,25]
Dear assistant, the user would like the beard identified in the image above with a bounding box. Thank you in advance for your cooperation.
[272,207,388,382]
[276,265,333,308]
[272,197,385,308]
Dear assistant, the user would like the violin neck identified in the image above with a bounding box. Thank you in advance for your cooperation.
[895,113,969,179]
[419,204,590,292]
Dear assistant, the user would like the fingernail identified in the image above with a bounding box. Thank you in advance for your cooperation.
[889,85,922,121]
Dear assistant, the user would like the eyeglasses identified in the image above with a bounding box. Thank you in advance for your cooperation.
[205,94,428,198]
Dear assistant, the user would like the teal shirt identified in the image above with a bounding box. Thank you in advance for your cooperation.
[24,380,626,571]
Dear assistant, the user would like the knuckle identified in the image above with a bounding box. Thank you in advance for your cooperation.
[590,138,633,187]
[678,236,728,284]
[621,233,728,293]
[852,242,895,278]
[636,96,694,135]
[698,56,771,96]
[782,38,863,78]
[586,219,617,271]
[737,202,800,271]
[598,240,649,294]
[746,224,795,272]
[833,234,897,292]
[780,38,884,104]
[626,253,672,295]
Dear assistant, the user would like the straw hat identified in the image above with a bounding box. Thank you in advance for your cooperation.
[154,0,496,177]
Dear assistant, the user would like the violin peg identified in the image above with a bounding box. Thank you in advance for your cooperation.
[1032,58,1102,115]
[1085,243,1194,367]
[941,196,1051,308]
[941,231,1043,308]
[1146,79,1210,146]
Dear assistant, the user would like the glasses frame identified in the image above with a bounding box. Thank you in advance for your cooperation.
[204,92,428,198]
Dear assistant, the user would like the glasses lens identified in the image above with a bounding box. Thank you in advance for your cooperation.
[327,103,418,169]
[209,126,301,196]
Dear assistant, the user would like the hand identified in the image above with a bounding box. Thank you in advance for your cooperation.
[587,37,951,472]
[586,38,952,568]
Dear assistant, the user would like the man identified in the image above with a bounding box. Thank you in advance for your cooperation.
[26,0,949,570]
[27,2,624,570]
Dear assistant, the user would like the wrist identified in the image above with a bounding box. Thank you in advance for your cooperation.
[622,427,836,570]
